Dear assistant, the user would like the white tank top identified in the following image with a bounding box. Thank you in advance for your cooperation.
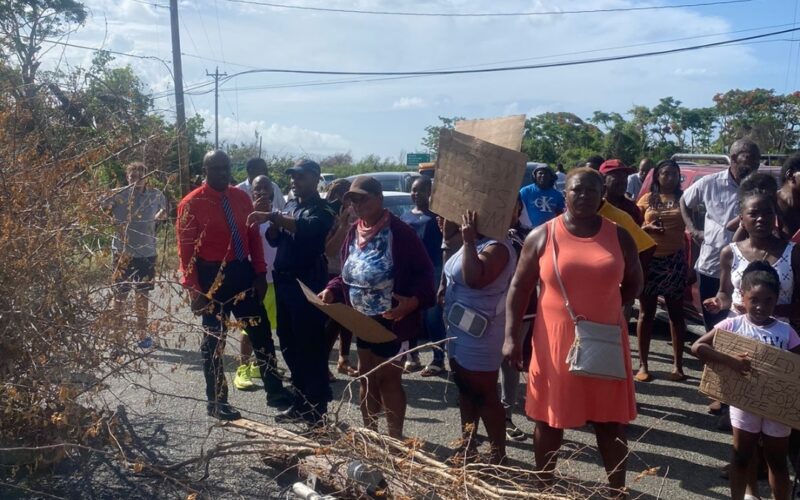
[730,241,794,307]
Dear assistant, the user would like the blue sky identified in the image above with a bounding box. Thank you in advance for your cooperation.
[42,0,800,160]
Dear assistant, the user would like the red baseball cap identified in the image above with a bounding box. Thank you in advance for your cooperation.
[599,159,634,175]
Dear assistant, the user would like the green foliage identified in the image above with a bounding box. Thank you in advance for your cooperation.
[713,88,800,152]
[436,90,800,170]
[522,112,602,165]
[421,116,465,158]
[0,0,88,99]
[321,154,405,180]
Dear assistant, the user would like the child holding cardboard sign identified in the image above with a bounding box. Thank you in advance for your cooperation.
[692,261,800,500]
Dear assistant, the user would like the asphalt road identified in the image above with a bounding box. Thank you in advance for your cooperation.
[1,286,767,499]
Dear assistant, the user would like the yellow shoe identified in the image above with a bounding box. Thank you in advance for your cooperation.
[248,362,261,380]
[234,364,255,390]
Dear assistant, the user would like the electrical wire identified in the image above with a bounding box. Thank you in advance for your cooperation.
[174,22,797,82]
[23,37,171,64]
[189,26,800,79]
[221,0,751,17]
[190,37,800,95]
[169,28,800,98]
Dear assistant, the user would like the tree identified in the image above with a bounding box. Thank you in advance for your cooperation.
[589,111,625,133]
[713,88,800,152]
[421,115,465,158]
[522,112,602,164]
[649,97,683,148]
[0,0,87,103]
[680,107,717,153]
[320,152,354,169]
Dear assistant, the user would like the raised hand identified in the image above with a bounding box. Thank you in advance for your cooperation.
[461,210,478,246]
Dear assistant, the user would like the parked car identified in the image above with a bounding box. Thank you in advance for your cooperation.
[382,191,414,218]
[637,157,782,323]
[346,171,420,193]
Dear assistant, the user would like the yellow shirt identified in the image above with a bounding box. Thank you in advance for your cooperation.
[597,200,656,253]
[636,194,685,257]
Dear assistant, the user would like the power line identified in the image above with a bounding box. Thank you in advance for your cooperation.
[194,26,800,79]
[176,22,796,81]
[222,0,750,17]
[130,0,168,8]
[174,28,800,98]
[25,37,171,64]
[189,37,800,95]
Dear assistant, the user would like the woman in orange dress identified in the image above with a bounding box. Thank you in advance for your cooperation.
[503,167,642,495]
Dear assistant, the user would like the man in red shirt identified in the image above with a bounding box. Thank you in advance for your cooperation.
[177,150,291,420]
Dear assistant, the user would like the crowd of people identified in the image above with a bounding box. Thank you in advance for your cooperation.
[106,137,800,499]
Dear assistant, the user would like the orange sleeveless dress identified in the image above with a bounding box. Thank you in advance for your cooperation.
[525,216,637,429]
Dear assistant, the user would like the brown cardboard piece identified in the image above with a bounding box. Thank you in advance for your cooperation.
[455,115,526,151]
[699,328,800,429]
[297,280,397,344]
[431,129,527,241]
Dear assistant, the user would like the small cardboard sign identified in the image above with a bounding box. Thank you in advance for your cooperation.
[431,129,527,241]
[699,328,800,429]
[297,280,397,344]
[455,115,526,151]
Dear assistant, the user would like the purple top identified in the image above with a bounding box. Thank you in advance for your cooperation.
[326,213,435,342]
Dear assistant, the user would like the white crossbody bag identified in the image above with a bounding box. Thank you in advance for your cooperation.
[549,220,627,381]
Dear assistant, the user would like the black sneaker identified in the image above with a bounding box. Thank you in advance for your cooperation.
[275,406,305,424]
[505,419,526,441]
[266,387,293,408]
[207,402,242,421]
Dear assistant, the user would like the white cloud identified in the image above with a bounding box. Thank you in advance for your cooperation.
[674,68,710,77]
[28,0,791,157]
[197,110,350,154]
[392,97,428,109]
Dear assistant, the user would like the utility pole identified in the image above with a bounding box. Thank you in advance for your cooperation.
[206,67,227,149]
[170,0,190,196]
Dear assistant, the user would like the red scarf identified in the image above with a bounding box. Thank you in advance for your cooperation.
[356,209,391,249]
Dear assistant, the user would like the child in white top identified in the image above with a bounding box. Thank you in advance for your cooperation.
[692,261,800,500]
[234,175,279,390]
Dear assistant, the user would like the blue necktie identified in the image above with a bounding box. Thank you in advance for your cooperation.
[221,194,247,261]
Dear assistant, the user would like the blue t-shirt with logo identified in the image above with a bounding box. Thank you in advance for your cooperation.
[519,183,565,229]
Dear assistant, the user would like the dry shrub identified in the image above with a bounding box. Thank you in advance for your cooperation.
[0,102,171,466]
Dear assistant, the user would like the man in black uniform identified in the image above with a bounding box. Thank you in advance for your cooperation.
[248,159,334,425]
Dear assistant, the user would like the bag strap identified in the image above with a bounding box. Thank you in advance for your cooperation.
[549,219,579,324]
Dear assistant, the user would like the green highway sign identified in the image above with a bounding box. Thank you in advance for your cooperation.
[406,153,431,167]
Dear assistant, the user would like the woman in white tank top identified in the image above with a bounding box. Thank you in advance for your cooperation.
[704,182,800,326]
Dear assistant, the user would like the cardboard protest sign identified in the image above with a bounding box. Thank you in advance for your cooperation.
[699,329,800,429]
[297,280,397,344]
[431,129,527,241]
[455,115,526,151]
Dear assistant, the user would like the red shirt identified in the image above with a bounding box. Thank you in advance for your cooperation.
[176,183,266,291]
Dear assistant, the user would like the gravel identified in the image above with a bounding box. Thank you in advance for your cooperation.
[1,288,771,499]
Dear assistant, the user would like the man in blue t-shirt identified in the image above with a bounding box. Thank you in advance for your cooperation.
[519,165,565,229]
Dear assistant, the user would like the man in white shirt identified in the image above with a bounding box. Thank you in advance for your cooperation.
[555,163,567,192]
[626,158,653,200]
[680,138,761,330]
[233,173,283,392]
[236,157,285,211]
